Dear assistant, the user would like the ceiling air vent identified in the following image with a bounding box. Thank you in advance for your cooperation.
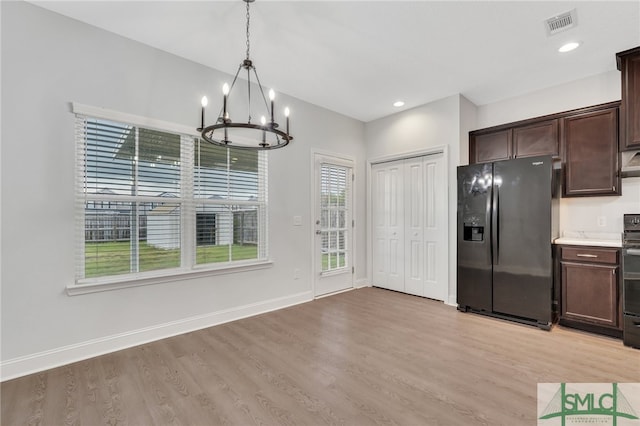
[545,9,577,36]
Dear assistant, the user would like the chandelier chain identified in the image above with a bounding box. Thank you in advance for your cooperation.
[245,0,251,60]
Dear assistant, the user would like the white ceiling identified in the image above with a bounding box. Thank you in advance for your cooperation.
[29,1,640,122]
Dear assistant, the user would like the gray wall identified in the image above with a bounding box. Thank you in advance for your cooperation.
[476,71,640,234]
[1,1,366,378]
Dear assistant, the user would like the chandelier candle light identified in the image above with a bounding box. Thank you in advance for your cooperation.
[197,0,293,150]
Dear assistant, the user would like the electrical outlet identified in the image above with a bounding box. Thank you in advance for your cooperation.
[597,216,606,227]
[294,268,300,280]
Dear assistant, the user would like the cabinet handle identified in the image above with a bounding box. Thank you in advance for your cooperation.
[576,254,598,258]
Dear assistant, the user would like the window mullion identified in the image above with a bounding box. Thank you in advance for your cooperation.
[259,150,268,260]
[181,136,195,269]
[131,127,140,273]
[75,115,88,279]
[226,149,232,262]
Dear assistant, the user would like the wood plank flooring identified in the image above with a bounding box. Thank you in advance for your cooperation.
[2,287,639,425]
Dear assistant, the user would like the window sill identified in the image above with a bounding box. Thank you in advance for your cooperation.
[66,260,274,296]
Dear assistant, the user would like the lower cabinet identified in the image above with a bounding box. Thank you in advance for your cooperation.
[559,246,621,336]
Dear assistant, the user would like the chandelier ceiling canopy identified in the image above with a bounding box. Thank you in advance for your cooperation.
[198,0,293,150]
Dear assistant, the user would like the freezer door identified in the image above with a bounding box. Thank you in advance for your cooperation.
[457,163,493,311]
[492,156,553,323]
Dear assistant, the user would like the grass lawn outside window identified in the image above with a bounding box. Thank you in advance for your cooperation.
[85,241,258,278]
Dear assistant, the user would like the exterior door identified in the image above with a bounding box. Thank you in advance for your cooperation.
[313,154,354,297]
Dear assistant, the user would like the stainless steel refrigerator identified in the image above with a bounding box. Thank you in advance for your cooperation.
[457,155,559,329]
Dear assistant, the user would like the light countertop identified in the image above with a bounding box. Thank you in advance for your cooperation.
[554,231,621,248]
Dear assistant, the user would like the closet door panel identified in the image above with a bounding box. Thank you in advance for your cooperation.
[404,158,424,296]
[423,155,447,300]
[371,162,404,291]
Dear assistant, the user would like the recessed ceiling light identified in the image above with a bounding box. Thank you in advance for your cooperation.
[393,101,405,107]
[558,42,580,53]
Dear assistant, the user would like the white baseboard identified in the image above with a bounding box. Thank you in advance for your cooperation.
[1,290,313,382]
[355,278,370,288]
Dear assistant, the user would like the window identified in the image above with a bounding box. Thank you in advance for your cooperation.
[319,164,350,272]
[74,105,268,288]
[193,136,267,265]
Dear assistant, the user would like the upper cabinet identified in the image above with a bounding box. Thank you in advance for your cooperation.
[617,46,640,151]
[469,119,559,164]
[563,105,620,197]
[513,119,559,159]
[469,101,620,197]
[470,130,511,163]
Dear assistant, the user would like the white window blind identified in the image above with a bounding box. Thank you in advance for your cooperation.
[319,163,351,272]
[75,111,268,285]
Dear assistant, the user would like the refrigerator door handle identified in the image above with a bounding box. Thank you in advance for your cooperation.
[492,183,499,265]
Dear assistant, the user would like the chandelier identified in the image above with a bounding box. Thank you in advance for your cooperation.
[197,0,293,150]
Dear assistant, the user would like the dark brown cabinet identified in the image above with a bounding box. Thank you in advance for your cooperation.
[563,105,620,196]
[469,120,558,164]
[513,119,559,159]
[617,46,640,150]
[560,246,621,336]
[469,101,620,197]
[470,130,511,164]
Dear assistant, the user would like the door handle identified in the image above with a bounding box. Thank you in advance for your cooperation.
[625,248,640,256]
[492,181,499,265]
[316,230,322,235]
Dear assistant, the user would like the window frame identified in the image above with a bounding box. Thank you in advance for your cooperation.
[69,103,272,296]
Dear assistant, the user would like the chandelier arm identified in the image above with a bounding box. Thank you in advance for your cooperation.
[246,66,252,124]
[220,63,245,122]
[251,66,272,116]
[228,63,244,94]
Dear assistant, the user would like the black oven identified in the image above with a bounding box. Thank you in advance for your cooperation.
[623,214,640,349]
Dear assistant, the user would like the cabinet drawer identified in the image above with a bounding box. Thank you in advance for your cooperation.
[561,246,618,264]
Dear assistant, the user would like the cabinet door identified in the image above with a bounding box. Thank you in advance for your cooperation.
[513,119,559,159]
[563,107,620,196]
[618,47,640,150]
[469,130,511,164]
[561,262,618,327]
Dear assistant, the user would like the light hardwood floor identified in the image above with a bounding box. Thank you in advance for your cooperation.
[2,287,639,425]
